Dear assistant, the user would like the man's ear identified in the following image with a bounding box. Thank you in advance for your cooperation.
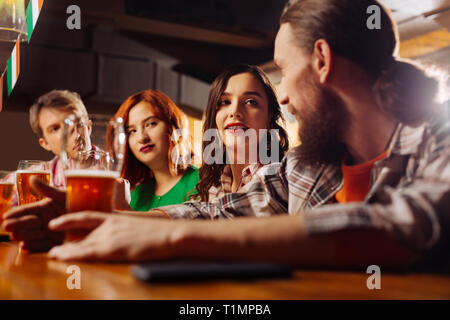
[38,137,52,152]
[312,39,333,84]
[87,120,92,135]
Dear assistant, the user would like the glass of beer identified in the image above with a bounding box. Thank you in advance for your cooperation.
[16,160,51,205]
[62,114,125,241]
[0,171,15,234]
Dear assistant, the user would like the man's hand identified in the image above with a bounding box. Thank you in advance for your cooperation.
[48,212,179,262]
[2,177,67,252]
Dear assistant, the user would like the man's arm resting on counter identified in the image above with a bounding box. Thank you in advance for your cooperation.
[168,214,418,269]
[114,209,171,219]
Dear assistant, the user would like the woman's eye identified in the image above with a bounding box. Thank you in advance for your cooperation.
[127,129,136,136]
[145,121,158,128]
[245,99,258,106]
[218,99,230,107]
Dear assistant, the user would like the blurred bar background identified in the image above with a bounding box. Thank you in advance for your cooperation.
[0,0,448,169]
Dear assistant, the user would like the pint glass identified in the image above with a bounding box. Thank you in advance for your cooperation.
[62,114,125,241]
[0,171,15,228]
[16,160,50,205]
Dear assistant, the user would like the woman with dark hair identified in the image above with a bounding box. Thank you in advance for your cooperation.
[114,90,198,211]
[196,64,289,202]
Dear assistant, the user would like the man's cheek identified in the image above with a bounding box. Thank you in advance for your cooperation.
[56,133,64,152]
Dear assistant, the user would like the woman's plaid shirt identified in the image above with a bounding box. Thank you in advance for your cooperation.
[208,163,264,201]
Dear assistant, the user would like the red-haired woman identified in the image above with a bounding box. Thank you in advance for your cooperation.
[114,90,198,211]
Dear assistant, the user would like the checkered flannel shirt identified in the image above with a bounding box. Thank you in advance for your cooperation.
[208,163,265,201]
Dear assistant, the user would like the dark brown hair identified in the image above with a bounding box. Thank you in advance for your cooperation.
[280,0,442,126]
[196,64,289,201]
[114,90,192,189]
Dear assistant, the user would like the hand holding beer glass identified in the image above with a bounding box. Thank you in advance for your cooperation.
[62,114,125,241]
[16,160,51,205]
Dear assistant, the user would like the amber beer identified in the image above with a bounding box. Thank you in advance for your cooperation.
[0,182,14,224]
[65,169,118,241]
[16,170,51,205]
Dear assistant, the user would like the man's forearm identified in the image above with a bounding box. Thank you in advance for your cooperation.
[170,214,418,269]
[114,209,171,219]
[170,215,334,265]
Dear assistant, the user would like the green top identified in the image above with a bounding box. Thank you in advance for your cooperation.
[130,166,199,211]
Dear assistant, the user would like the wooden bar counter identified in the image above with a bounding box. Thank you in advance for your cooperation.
[0,241,449,300]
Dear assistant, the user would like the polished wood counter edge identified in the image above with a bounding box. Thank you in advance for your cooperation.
[1,242,450,300]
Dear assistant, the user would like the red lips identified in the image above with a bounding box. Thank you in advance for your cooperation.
[140,144,154,153]
[224,122,249,130]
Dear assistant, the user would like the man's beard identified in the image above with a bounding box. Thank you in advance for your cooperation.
[295,65,347,167]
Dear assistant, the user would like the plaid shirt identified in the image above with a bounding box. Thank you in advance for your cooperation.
[208,163,265,201]
[161,115,450,255]
[2,156,66,207]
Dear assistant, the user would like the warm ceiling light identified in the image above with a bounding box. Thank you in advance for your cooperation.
[0,0,27,42]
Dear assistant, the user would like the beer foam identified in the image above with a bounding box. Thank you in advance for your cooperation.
[16,170,50,175]
[65,170,120,179]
